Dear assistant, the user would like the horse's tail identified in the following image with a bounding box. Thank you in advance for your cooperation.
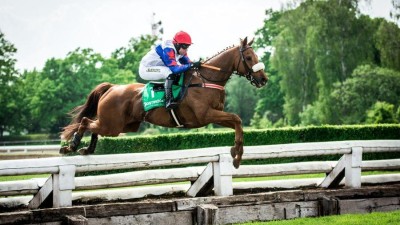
[60,82,114,140]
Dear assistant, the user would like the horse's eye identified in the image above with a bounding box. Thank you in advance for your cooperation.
[246,56,252,61]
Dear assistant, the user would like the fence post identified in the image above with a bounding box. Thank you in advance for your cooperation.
[345,147,362,188]
[53,165,76,207]
[213,154,233,196]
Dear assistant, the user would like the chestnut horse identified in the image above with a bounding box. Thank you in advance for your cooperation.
[60,37,268,168]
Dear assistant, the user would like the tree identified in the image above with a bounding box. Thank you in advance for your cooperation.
[390,0,400,23]
[271,1,319,125]
[225,76,258,126]
[365,101,397,124]
[250,112,272,129]
[253,10,285,125]
[20,48,110,133]
[374,19,400,71]
[266,0,394,126]
[0,31,20,137]
[328,65,400,124]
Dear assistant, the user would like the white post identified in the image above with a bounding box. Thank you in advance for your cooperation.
[213,154,233,196]
[53,165,76,207]
[345,147,362,188]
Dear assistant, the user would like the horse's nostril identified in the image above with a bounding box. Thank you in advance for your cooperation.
[262,78,268,85]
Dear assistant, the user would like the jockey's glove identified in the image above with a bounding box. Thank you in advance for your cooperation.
[190,61,202,69]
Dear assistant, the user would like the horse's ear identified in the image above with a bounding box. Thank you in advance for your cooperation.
[241,37,248,47]
[248,37,254,46]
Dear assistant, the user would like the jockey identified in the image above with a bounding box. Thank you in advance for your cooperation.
[139,31,201,109]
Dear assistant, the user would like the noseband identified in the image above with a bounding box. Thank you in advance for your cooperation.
[236,46,265,86]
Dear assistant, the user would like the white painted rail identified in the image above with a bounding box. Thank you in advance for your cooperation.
[0,140,399,209]
[0,145,60,153]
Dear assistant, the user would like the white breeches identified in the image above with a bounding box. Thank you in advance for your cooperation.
[139,64,172,80]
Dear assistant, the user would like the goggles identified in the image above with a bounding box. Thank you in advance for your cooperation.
[180,44,190,49]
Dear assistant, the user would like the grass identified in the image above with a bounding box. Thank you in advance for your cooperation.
[0,174,50,182]
[235,210,400,225]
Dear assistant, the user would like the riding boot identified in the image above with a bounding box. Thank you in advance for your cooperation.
[165,74,178,109]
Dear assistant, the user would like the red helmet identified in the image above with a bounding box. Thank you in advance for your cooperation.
[173,31,192,45]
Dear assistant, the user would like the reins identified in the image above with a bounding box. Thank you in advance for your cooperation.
[199,46,265,87]
[201,64,221,71]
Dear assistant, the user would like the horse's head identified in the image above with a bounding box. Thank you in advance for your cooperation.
[236,37,268,88]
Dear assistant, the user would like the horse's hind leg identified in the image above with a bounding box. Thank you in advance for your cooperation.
[76,117,106,155]
[60,117,97,155]
[78,133,98,155]
[60,130,82,154]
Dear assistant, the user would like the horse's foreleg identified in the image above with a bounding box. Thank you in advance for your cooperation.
[205,110,243,169]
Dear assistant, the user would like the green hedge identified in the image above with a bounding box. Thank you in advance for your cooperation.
[83,124,400,155]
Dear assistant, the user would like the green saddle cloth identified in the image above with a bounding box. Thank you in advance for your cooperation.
[142,75,184,112]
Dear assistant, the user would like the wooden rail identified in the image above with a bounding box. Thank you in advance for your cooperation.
[0,145,60,153]
[0,140,399,209]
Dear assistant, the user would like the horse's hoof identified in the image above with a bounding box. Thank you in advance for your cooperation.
[233,158,240,169]
[230,146,237,158]
[59,146,70,155]
[78,148,89,155]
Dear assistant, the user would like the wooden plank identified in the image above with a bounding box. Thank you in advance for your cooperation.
[0,178,46,196]
[242,140,400,160]
[29,176,52,209]
[345,147,362,188]
[0,145,60,152]
[362,159,400,170]
[63,215,88,225]
[197,204,218,225]
[87,211,192,225]
[73,184,189,203]
[75,167,203,190]
[213,154,233,196]
[0,148,223,175]
[53,165,75,208]
[2,160,397,197]
[2,185,400,225]
[0,211,33,225]
[1,140,399,176]
[234,161,335,177]
[178,184,400,211]
[187,163,214,197]
[319,155,346,188]
[319,196,339,216]
[1,176,399,210]
[0,201,179,224]
[339,197,400,214]
[216,201,319,224]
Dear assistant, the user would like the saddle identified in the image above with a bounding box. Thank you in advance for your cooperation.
[142,74,185,112]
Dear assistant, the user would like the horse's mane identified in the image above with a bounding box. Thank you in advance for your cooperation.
[203,45,236,63]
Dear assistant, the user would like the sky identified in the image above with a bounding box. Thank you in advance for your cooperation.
[0,0,394,71]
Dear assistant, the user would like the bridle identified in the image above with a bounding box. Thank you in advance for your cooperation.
[199,45,265,86]
[236,45,265,86]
